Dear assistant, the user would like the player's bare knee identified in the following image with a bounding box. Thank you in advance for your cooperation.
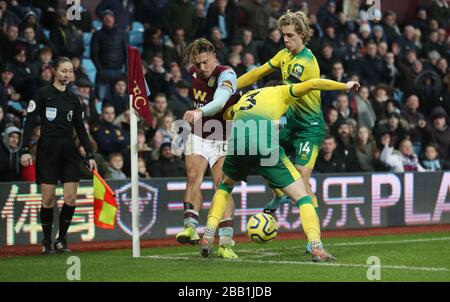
[186,169,202,186]
[64,195,77,206]
[41,195,55,208]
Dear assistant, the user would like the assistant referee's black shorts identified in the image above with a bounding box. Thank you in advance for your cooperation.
[36,136,80,185]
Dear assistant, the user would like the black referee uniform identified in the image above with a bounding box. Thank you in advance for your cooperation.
[21,82,94,254]
[21,84,93,184]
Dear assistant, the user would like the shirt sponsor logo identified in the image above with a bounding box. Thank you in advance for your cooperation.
[45,107,57,121]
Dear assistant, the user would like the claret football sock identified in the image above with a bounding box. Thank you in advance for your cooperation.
[40,206,54,241]
[58,204,75,240]
[183,202,199,229]
[296,196,321,243]
[218,218,234,241]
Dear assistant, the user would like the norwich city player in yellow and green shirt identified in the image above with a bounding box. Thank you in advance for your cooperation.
[200,79,360,262]
[237,10,325,253]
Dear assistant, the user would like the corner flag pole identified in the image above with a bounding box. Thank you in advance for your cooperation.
[130,94,140,258]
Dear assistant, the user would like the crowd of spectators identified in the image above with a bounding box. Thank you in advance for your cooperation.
[0,0,449,182]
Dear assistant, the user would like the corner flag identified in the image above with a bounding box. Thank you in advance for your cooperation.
[127,46,153,125]
[93,169,118,229]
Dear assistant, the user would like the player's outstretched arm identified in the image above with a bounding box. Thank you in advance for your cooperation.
[237,63,275,89]
[291,79,360,98]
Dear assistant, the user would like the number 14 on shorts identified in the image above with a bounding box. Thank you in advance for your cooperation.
[298,142,311,155]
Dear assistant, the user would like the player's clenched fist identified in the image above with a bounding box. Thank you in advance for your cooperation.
[183,109,203,124]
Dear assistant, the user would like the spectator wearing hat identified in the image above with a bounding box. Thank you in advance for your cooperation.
[358,23,372,46]
[372,25,387,44]
[168,79,192,120]
[149,140,185,178]
[50,9,84,59]
[18,9,51,49]
[74,77,99,126]
[419,106,450,161]
[95,0,134,31]
[0,125,22,181]
[317,0,339,30]
[0,24,19,63]
[91,9,128,101]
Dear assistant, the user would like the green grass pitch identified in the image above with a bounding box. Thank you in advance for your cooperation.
[1,232,449,282]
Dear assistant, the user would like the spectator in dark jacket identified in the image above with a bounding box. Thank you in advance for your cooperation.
[91,9,127,101]
[0,126,22,182]
[419,106,450,161]
[356,41,387,87]
[317,0,338,30]
[314,135,346,173]
[95,0,134,31]
[19,10,51,49]
[0,24,19,63]
[149,141,185,177]
[162,0,198,41]
[168,80,192,120]
[106,77,128,116]
[419,143,450,171]
[206,0,237,44]
[16,24,40,62]
[401,94,425,154]
[49,9,84,58]
[334,119,362,172]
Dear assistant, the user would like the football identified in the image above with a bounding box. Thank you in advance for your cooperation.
[246,213,278,243]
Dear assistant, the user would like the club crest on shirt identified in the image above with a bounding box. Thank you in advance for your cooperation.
[208,76,216,87]
[45,107,57,121]
[67,110,73,122]
[289,64,305,80]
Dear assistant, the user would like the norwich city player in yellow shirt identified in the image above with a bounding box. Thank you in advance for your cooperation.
[237,10,326,254]
[200,79,360,262]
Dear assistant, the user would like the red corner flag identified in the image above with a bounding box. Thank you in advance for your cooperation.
[127,46,153,126]
[93,169,118,230]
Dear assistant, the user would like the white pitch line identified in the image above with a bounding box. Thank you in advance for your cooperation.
[141,255,450,272]
[142,236,450,257]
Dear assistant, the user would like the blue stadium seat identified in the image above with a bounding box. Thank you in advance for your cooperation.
[92,20,102,31]
[129,31,143,46]
[83,45,90,59]
[43,29,50,39]
[83,32,92,46]
[131,21,145,33]
[82,58,97,84]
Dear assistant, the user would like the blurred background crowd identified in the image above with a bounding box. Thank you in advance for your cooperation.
[0,0,449,183]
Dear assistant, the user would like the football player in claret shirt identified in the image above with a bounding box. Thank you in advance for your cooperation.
[177,38,240,259]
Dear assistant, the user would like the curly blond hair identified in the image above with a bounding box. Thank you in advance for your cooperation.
[277,10,313,44]
[183,38,216,64]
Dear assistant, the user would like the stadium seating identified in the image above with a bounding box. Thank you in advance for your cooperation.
[92,20,102,31]
[129,21,144,47]
[82,58,97,84]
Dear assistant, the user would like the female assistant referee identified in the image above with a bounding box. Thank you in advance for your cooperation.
[20,57,97,254]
